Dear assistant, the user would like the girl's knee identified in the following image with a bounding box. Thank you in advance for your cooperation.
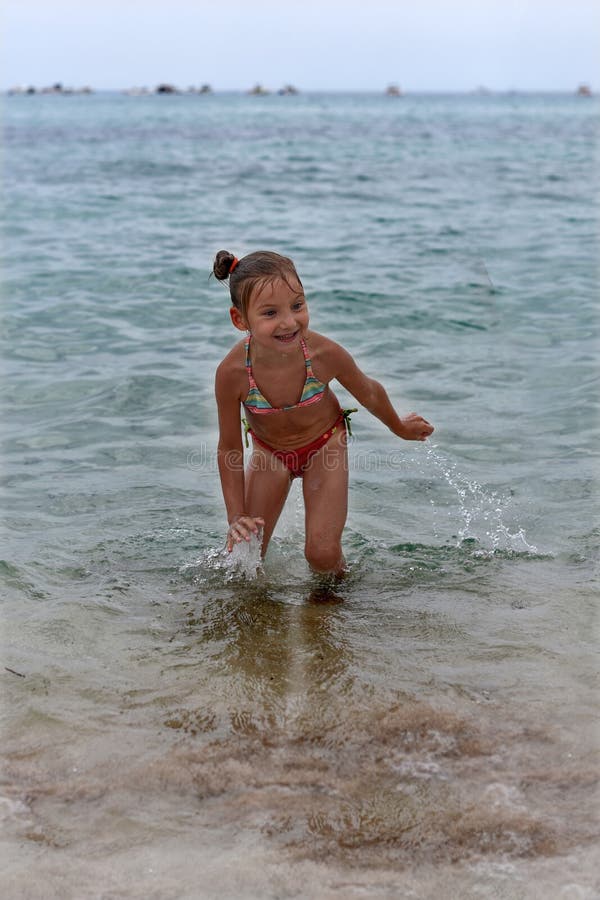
[305,539,343,574]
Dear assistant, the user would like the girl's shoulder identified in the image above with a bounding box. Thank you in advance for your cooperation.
[305,330,354,379]
[305,329,344,354]
[305,330,350,362]
[215,338,247,394]
[217,337,246,371]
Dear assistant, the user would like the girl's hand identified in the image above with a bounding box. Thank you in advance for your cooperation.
[227,515,265,552]
[397,413,434,442]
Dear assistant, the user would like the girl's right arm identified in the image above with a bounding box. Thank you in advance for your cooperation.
[215,360,264,550]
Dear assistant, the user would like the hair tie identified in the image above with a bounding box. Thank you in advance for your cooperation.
[229,256,239,275]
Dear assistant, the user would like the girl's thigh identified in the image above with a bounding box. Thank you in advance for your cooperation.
[302,428,349,546]
[245,447,292,551]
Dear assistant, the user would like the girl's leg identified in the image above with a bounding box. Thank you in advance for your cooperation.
[302,428,349,574]
[245,446,293,555]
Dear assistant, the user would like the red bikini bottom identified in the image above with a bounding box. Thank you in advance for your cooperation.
[246,408,355,479]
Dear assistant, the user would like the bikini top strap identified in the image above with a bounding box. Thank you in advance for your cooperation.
[300,337,315,376]
[244,336,258,388]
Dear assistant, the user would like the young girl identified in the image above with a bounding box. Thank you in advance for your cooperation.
[213,249,433,575]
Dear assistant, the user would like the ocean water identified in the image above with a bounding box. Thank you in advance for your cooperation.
[2,92,599,898]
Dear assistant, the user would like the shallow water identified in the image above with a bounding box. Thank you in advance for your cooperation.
[2,92,599,898]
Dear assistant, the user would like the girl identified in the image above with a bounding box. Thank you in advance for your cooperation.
[213,249,433,575]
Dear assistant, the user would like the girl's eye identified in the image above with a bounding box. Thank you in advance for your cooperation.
[263,310,276,317]
[292,302,304,311]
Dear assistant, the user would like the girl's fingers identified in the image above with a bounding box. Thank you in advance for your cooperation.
[229,523,251,542]
[227,516,265,551]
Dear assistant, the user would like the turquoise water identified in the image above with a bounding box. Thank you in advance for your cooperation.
[2,92,599,897]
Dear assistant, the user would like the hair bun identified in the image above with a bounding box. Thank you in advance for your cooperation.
[213,250,238,281]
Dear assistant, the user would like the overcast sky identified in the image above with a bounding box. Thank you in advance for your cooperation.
[3,0,599,92]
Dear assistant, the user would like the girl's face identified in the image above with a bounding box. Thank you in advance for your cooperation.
[233,278,310,352]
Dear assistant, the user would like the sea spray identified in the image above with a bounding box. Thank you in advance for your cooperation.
[182,528,264,583]
[423,445,539,555]
[225,528,264,579]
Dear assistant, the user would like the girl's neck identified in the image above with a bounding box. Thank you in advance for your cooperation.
[248,333,305,367]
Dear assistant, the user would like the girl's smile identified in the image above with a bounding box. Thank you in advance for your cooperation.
[274,329,300,344]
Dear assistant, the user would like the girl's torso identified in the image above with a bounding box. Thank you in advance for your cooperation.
[231,330,341,450]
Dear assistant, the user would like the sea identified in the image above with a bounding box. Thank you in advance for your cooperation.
[2,91,599,899]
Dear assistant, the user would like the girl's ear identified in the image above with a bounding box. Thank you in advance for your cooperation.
[229,306,248,332]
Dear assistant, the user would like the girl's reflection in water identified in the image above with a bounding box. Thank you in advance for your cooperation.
[183,578,354,727]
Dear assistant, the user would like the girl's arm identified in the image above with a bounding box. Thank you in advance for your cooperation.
[215,361,264,549]
[330,343,434,441]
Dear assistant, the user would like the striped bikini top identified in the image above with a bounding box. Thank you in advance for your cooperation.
[244,335,326,415]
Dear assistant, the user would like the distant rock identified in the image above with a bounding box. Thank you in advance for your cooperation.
[277,84,299,95]
[248,83,269,95]
[156,83,179,94]
[576,84,592,97]
[385,84,402,96]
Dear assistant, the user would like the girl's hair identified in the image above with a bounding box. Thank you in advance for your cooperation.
[212,250,303,319]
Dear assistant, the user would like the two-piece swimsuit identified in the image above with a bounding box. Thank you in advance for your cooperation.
[242,335,356,478]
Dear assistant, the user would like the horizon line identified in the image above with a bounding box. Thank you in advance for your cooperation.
[4,85,594,95]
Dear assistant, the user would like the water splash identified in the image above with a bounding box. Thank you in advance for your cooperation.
[424,445,538,556]
[181,529,264,583]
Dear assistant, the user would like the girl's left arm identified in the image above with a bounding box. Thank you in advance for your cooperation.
[330,343,434,442]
